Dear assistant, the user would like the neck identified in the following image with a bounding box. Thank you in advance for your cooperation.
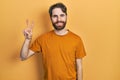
[54,28,68,36]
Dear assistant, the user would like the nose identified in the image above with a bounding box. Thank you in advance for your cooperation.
[57,16,61,21]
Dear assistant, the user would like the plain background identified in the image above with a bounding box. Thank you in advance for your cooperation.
[0,0,120,80]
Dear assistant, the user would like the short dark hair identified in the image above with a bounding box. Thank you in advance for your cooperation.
[49,2,67,17]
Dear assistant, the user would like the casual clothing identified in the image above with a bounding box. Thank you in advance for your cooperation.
[30,30,86,80]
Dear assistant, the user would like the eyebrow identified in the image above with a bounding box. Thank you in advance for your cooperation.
[52,13,65,16]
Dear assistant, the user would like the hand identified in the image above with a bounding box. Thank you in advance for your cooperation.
[23,19,34,40]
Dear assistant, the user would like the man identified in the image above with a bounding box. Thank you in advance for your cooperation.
[20,2,86,80]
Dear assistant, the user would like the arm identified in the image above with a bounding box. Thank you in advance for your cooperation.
[20,39,35,60]
[20,20,35,61]
[76,58,83,80]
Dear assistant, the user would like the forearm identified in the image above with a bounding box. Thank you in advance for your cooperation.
[77,65,83,80]
[20,19,34,60]
[76,59,83,80]
[20,39,31,60]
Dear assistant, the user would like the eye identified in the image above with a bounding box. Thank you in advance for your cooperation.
[60,14,65,17]
[52,15,58,18]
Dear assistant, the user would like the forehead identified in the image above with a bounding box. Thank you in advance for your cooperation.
[52,8,65,15]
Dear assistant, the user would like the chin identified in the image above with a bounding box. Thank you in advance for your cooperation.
[55,26,65,30]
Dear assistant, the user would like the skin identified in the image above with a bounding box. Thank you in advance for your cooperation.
[51,8,67,31]
[20,8,83,80]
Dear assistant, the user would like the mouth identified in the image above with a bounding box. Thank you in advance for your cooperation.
[52,21,66,30]
[57,22,63,25]
[55,22,64,26]
[55,24,63,27]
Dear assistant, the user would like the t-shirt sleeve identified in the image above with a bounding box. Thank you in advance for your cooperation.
[29,37,42,53]
[75,38,86,59]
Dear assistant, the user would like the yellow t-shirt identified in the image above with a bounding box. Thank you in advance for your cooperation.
[30,30,86,80]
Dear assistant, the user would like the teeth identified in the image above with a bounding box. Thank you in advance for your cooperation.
[58,23,62,24]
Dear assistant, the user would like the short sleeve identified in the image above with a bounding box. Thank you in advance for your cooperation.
[75,38,86,59]
[29,37,42,53]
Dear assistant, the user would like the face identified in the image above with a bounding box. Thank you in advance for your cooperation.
[51,8,67,30]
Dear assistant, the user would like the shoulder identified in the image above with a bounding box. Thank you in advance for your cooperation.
[69,31,86,48]
[69,31,82,40]
[36,30,54,40]
[68,31,85,46]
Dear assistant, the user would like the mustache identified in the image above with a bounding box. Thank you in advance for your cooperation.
[55,21,65,24]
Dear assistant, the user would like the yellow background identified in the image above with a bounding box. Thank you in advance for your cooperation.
[0,0,120,80]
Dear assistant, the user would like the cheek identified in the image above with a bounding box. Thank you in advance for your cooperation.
[62,17,67,21]
[51,18,57,23]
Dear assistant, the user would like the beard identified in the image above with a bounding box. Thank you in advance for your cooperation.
[52,21,66,30]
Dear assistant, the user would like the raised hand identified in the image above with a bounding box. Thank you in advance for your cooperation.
[23,19,34,39]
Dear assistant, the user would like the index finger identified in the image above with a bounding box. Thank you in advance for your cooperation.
[26,19,34,29]
[30,21,34,29]
[26,19,29,27]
